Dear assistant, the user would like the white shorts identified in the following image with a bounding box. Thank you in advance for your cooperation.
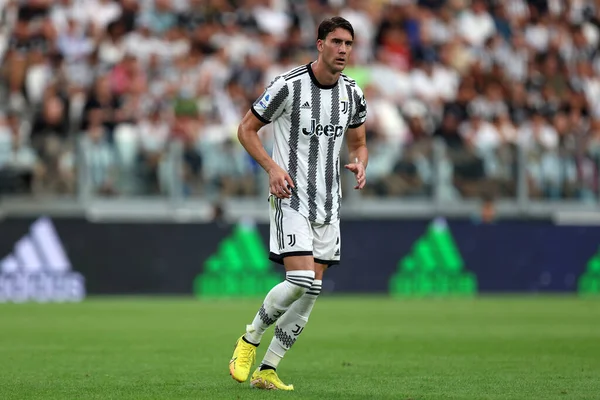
[269,196,341,266]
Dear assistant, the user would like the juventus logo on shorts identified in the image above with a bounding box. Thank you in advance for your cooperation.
[287,234,296,247]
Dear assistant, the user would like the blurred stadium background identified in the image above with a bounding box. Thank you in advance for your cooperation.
[1,0,600,399]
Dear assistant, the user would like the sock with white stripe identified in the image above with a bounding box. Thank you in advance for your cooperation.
[260,279,322,370]
[244,271,315,345]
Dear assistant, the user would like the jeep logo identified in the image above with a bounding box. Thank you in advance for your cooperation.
[302,119,344,138]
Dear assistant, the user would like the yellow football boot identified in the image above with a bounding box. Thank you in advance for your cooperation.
[229,335,257,383]
[250,368,294,391]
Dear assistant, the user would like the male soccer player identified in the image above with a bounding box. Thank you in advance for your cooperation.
[229,16,368,391]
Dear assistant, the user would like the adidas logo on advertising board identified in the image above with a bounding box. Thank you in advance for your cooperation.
[0,217,86,303]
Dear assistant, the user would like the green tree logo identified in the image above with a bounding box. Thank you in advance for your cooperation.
[194,223,282,297]
[390,218,477,297]
[578,248,600,295]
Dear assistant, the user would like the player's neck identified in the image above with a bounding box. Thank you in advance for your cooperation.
[310,60,341,87]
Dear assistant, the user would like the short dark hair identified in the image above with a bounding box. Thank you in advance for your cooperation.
[317,17,354,41]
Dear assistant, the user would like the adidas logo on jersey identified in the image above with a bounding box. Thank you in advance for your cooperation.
[0,217,86,303]
[300,101,311,109]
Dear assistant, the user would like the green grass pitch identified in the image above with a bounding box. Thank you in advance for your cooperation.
[1,296,599,400]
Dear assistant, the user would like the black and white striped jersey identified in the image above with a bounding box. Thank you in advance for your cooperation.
[252,62,367,224]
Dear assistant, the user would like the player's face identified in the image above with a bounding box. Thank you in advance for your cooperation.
[318,28,354,73]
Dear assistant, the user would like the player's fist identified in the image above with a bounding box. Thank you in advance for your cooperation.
[268,165,295,199]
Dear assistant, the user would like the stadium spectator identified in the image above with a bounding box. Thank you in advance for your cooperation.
[137,104,171,194]
[0,0,599,203]
[0,110,43,194]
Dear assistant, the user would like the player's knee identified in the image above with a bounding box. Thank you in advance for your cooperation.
[285,270,315,298]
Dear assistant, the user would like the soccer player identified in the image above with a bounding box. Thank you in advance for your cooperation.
[229,16,368,391]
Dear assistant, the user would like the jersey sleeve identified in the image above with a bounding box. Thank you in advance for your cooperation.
[349,86,367,129]
[251,75,289,124]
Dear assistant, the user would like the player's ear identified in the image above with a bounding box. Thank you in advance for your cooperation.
[316,39,323,51]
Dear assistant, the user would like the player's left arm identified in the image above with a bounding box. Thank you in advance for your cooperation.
[345,123,368,190]
[345,87,368,190]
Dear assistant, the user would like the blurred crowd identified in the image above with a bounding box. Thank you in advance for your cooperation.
[1,0,600,202]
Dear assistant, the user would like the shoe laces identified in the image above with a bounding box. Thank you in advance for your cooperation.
[239,343,255,366]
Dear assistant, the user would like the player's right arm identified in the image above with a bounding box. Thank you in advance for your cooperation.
[238,111,294,199]
[238,76,295,199]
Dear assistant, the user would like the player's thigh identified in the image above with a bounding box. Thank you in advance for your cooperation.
[313,262,328,280]
[311,220,341,267]
[285,254,316,272]
[269,197,314,271]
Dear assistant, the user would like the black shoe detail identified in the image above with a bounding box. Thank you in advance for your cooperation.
[242,335,259,347]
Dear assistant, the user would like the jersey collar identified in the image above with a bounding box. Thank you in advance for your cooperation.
[307,62,339,90]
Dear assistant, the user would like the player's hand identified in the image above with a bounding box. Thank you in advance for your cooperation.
[344,161,366,190]
[268,165,295,199]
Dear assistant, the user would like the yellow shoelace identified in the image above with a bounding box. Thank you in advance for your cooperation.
[239,344,255,366]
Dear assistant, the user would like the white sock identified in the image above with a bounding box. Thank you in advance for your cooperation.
[244,271,315,345]
[261,279,322,369]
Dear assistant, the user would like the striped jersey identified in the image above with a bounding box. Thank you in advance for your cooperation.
[252,62,367,224]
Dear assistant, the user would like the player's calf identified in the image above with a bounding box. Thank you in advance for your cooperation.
[243,270,315,345]
[259,279,322,370]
